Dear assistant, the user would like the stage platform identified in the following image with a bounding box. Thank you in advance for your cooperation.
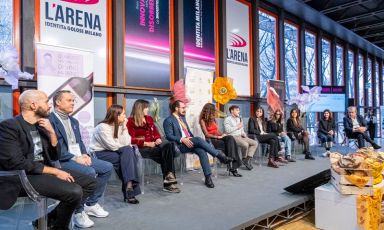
[89,148,331,230]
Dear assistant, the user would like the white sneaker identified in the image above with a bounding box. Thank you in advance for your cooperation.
[322,151,330,157]
[84,203,109,218]
[74,211,94,228]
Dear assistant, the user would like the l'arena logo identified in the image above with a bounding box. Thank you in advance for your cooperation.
[60,0,99,4]
[229,33,247,47]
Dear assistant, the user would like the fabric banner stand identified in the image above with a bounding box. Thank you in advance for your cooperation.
[185,67,214,170]
[36,43,94,149]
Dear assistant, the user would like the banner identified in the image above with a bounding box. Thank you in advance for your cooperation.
[185,67,214,169]
[267,80,285,116]
[125,0,170,89]
[38,0,109,85]
[184,0,215,71]
[36,43,94,148]
[226,0,251,96]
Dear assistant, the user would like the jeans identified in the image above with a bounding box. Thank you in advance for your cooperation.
[279,135,292,157]
[178,137,220,176]
[60,157,113,209]
[318,133,333,144]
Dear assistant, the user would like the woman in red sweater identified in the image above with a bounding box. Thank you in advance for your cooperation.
[127,99,180,193]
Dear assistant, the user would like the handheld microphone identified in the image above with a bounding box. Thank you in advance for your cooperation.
[239,116,242,122]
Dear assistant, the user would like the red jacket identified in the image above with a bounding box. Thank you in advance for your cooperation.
[127,115,161,148]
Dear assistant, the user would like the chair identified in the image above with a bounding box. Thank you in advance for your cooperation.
[0,170,59,230]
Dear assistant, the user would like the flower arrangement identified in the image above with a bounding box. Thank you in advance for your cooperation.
[0,46,33,89]
[287,85,322,113]
[212,76,237,105]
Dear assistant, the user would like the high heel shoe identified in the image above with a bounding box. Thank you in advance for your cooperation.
[229,169,242,177]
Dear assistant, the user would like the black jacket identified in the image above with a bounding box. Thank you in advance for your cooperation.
[317,119,336,136]
[267,120,284,135]
[0,115,60,210]
[286,118,305,139]
[343,114,366,136]
[248,117,267,136]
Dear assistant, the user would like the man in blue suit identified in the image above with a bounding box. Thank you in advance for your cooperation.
[163,100,232,188]
[343,106,381,149]
[49,90,113,228]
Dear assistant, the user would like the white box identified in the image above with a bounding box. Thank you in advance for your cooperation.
[330,168,373,195]
[315,183,360,230]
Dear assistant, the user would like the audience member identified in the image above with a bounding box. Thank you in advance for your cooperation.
[163,100,232,188]
[128,99,180,193]
[49,90,113,228]
[343,106,381,149]
[317,109,336,156]
[286,108,315,160]
[0,90,96,230]
[365,109,377,140]
[90,104,141,204]
[224,105,258,170]
[199,103,242,177]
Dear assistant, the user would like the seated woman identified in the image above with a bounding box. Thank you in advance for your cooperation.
[317,109,335,156]
[90,104,141,204]
[267,109,295,162]
[199,103,242,177]
[286,108,315,160]
[248,107,287,168]
[127,99,180,193]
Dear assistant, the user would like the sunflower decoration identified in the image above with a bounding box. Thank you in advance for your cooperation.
[212,77,237,105]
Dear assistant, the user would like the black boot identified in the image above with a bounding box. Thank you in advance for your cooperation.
[305,153,315,160]
[204,175,215,188]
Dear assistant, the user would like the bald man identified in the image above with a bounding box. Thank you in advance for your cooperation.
[0,90,96,230]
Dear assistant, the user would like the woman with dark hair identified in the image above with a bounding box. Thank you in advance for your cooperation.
[89,104,141,204]
[317,109,336,156]
[286,108,315,160]
[127,99,180,193]
[199,103,242,177]
[248,107,287,168]
[267,109,295,162]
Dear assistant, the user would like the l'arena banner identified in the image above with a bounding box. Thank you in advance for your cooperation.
[125,0,171,90]
[226,0,251,96]
[38,0,109,85]
[184,0,215,70]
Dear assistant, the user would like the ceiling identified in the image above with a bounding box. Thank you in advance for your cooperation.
[302,0,384,50]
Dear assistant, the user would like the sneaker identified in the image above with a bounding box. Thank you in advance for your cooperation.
[164,172,177,184]
[163,184,181,193]
[321,151,330,157]
[242,158,253,170]
[84,203,109,218]
[74,211,94,228]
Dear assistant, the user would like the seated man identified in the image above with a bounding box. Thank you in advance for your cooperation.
[49,90,113,228]
[163,100,232,188]
[343,106,381,149]
[0,90,96,230]
[224,105,258,170]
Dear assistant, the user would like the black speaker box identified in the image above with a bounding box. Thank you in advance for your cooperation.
[284,169,331,194]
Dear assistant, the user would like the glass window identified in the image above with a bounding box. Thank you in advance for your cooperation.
[0,0,13,47]
[284,22,299,100]
[321,39,331,86]
[304,31,317,85]
[367,58,372,107]
[348,50,355,98]
[259,10,277,98]
[336,45,344,86]
[375,62,379,107]
[358,54,364,115]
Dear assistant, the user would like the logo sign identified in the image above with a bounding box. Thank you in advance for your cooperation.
[60,0,99,4]
[229,33,247,47]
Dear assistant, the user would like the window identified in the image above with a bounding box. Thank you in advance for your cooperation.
[348,50,355,98]
[259,10,277,98]
[336,45,344,86]
[304,31,317,85]
[321,39,331,85]
[375,62,380,107]
[284,22,299,100]
[358,54,364,115]
[367,58,372,107]
[0,0,13,47]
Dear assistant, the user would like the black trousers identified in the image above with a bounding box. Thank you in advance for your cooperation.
[208,136,241,169]
[347,131,374,148]
[26,169,96,230]
[256,133,280,159]
[139,142,176,185]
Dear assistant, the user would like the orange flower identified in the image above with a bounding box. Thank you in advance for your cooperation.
[212,77,237,105]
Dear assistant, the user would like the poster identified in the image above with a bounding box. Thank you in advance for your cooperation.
[226,0,251,96]
[38,0,109,85]
[125,0,170,89]
[36,43,94,148]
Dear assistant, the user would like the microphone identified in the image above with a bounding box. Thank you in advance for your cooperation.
[239,116,242,122]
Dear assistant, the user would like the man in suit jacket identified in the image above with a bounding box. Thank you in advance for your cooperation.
[343,106,381,149]
[0,90,96,230]
[163,100,232,188]
[49,90,113,228]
